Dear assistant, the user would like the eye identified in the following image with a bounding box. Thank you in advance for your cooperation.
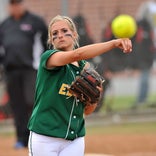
[62,28,68,33]
[52,31,58,36]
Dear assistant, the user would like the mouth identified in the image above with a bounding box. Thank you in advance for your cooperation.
[57,40,66,49]
[59,40,65,43]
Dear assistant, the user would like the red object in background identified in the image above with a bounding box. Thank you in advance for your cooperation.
[0,112,6,120]
[0,92,9,106]
[0,92,12,120]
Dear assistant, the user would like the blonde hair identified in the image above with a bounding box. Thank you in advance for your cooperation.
[47,15,79,49]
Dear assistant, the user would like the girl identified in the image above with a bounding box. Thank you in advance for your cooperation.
[28,15,132,156]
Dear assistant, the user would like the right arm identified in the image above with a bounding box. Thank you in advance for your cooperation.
[47,38,132,68]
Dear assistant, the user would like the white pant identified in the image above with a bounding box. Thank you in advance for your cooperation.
[28,131,85,156]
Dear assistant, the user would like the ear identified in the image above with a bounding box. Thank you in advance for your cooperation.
[72,31,78,40]
[51,37,54,45]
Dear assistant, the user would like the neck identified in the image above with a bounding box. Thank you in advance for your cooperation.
[71,61,79,67]
[13,10,26,20]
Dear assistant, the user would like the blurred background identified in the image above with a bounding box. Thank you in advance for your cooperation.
[0,0,156,156]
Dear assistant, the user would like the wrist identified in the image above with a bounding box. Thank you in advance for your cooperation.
[113,39,120,48]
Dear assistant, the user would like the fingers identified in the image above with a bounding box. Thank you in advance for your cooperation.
[121,38,132,53]
[96,85,103,93]
[115,38,132,53]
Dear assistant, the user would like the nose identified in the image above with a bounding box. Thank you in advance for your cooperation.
[58,31,63,38]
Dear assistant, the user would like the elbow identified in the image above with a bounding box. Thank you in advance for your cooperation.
[73,48,91,61]
[72,49,83,61]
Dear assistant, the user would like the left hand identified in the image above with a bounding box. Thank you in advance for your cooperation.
[84,84,103,115]
[84,103,97,115]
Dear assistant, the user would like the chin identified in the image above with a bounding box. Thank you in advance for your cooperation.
[57,45,70,51]
[58,47,66,51]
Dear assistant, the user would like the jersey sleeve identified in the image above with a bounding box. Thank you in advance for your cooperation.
[40,49,88,70]
[40,49,59,70]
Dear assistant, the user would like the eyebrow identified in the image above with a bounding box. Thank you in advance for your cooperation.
[52,27,68,33]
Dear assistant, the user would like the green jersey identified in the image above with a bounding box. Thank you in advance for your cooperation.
[28,49,87,140]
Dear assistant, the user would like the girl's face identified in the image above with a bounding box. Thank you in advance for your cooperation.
[51,20,76,51]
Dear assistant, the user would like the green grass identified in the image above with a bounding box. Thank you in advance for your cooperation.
[101,94,156,112]
[86,121,156,135]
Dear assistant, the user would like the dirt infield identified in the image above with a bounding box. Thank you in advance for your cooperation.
[0,133,156,156]
[85,134,156,156]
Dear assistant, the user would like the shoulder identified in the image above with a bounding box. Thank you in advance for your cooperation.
[40,49,60,69]
[0,17,12,28]
[26,11,46,24]
[26,12,47,31]
[41,49,59,61]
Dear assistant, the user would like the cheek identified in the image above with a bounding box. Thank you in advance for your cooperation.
[52,36,57,41]
[64,33,73,38]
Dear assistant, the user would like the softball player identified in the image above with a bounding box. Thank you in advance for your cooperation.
[28,15,132,156]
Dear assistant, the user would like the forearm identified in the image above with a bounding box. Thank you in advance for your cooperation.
[74,40,116,60]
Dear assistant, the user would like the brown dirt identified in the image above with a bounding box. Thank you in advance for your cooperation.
[85,133,156,156]
[0,133,156,156]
